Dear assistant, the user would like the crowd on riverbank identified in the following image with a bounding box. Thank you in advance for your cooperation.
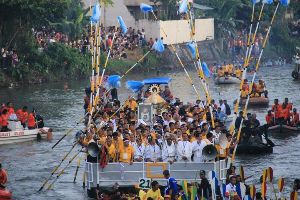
[0,48,19,69]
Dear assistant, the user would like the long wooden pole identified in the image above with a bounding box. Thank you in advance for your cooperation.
[232,3,280,162]
[151,11,201,100]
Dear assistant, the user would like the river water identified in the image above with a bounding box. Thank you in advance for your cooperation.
[0,64,299,199]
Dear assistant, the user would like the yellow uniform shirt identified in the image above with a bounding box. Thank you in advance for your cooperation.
[119,145,134,163]
[124,100,138,111]
[145,189,163,200]
[107,144,116,161]
[235,69,241,78]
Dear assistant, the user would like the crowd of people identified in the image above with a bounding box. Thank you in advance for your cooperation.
[213,63,243,79]
[240,79,268,99]
[289,19,300,37]
[81,84,236,166]
[266,98,300,127]
[0,48,20,69]
[0,102,43,132]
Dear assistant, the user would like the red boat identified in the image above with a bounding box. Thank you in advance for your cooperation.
[0,188,12,200]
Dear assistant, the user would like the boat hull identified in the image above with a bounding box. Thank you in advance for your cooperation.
[0,127,50,145]
[268,124,300,136]
[215,76,240,84]
[236,143,273,154]
[234,97,269,107]
[0,188,12,200]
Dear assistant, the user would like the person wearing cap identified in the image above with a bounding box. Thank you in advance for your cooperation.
[0,163,8,188]
[119,138,134,164]
[196,170,212,200]
[144,181,164,200]
[132,137,145,162]
[163,170,178,199]
[162,135,176,164]
[145,136,162,162]
[177,132,193,162]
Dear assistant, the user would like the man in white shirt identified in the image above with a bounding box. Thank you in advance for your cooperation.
[145,137,162,162]
[225,175,240,200]
[192,132,205,162]
[132,137,145,162]
[162,135,176,163]
[177,133,193,162]
[219,99,226,114]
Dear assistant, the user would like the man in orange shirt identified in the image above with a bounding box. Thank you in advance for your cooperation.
[291,108,300,127]
[0,109,10,132]
[27,110,36,129]
[0,163,8,188]
[16,106,28,128]
[272,99,282,124]
[280,103,290,125]
[6,102,15,116]
[265,110,274,126]
[283,97,293,111]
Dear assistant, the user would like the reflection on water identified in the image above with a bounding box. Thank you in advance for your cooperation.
[0,65,299,199]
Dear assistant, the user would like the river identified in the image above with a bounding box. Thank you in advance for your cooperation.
[0,64,299,199]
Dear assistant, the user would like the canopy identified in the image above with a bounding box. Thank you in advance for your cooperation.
[143,77,172,85]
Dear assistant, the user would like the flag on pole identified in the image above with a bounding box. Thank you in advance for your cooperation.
[179,0,188,14]
[152,39,165,53]
[117,16,128,35]
[181,180,188,197]
[278,177,284,192]
[90,3,101,23]
[280,0,290,6]
[202,62,211,78]
[140,3,153,13]
[186,42,196,59]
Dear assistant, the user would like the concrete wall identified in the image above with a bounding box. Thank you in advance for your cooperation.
[160,18,214,45]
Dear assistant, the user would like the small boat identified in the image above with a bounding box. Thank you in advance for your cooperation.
[268,124,300,135]
[236,142,273,154]
[234,97,269,107]
[0,121,52,145]
[0,188,12,200]
[214,76,240,84]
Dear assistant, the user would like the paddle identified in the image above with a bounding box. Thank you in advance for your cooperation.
[51,117,85,149]
[46,148,83,190]
[140,3,201,100]
[73,152,83,183]
[39,142,78,191]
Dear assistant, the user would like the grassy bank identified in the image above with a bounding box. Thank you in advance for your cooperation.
[0,43,166,87]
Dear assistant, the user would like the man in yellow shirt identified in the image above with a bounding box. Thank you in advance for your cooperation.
[119,138,134,164]
[124,97,138,111]
[144,181,164,200]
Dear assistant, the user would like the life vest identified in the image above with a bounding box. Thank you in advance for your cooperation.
[272,104,282,118]
[0,113,9,127]
[291,113,299,125]
[0,169,8,185]
[8,107,14,116]
[28,113,36,128]
[280,108,290,120]
[286,103,293,111]
[265,114,274,125]
[17,109,28,123]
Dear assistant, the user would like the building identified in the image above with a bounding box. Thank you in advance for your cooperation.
[82,0,214,45]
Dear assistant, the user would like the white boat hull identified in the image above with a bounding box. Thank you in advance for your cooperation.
[0,127,50,145]
[215,76,240,84]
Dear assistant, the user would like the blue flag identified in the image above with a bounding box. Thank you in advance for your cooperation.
[152,40,165,53]
[280,0,290,6]
[202,62,211,77]
[251,0,260,4]
[140,3,153,13]
[186,42,196,59]
[262,0,273,4]
[126,81,144,93]
[179,0,188,14]
[90,3,101,23]
[117,16,128,34]
[107,75,121,88]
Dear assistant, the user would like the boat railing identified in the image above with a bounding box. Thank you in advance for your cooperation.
[85,160,229,189]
